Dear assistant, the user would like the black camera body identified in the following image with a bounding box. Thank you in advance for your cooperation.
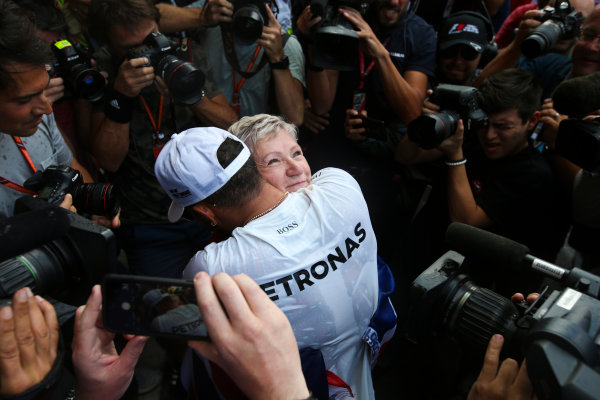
[309,0,367,71]
[128,32,205,105]
[408,224,600,400]
[0,196,117,305]
[228,0,271,44]
[50,39,105,102]
[407,84,488,149]
[23,165,119,217]
[556,118,600,172]
[521,1,583,58]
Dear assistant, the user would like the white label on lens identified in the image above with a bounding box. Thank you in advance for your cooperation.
[531,258,564,279]
[121,301,131,311]
[556,288,581,311]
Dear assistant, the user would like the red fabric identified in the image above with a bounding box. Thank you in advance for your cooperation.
[495,3,537,49]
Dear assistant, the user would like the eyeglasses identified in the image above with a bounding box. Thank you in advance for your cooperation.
[439,45,480,61]
[580,28,600,43]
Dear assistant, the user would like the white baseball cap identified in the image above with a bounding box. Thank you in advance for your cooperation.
[154,127,251,222]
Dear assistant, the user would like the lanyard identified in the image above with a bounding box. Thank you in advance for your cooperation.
[139,94,165,146]
[0,137,38,195]
[358,39,390,90]
[231,43,263,116]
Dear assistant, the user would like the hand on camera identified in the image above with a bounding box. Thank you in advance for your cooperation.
[188,272,310,400]
[422,89,440,115]
[0,288,59,396]
[438,119,465,160]
[468,335,536,400]
[258,5,285,63]
[344,108,367,141]
[114,57,155,98]
[514,9,543,47]
[201,0,234,26]
[297,5,322,37]
[72,285,147,400]
[339,6,387,59]
[44,77,65,105]
[538,98,568,150]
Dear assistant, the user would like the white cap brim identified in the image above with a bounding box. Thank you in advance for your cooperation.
[168,202,185,223]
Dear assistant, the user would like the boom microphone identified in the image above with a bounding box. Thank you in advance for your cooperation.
[0,205,71,261]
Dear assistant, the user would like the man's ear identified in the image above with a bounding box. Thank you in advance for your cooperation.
[527,110,541,131]
[190,202,217,227]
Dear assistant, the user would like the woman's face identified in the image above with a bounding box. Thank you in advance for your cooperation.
[253,129,312,192]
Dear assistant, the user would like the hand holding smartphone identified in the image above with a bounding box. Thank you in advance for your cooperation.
[102,274,209,341]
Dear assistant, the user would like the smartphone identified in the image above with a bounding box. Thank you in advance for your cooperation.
[102,274,209,341]
[359,115,387,141]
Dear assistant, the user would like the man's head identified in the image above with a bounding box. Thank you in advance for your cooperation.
[477,69,542,160]
[88,0,160,59]
[154,127,263,226]
[372,0,409,28]
[437,12,491,85]
[571,7,600,78]
[0,0,54,136]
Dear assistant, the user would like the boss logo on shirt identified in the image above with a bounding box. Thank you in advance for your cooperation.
[277,221,298,235]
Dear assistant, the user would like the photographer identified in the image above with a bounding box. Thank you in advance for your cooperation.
[0,0,112,224]
[86,0,237,278]
[397,69,566,283]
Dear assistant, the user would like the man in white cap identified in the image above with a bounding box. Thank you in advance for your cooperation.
[154,126,379,399]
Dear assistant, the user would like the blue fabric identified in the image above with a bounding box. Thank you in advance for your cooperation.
[517,53,572,100]
[116,221,210,278]
[362,256,397,365]
[299,347,329,400]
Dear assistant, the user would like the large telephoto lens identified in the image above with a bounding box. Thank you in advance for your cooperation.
[156,55,206,105]
[0,241,75,299]
[233,4,265,43]
[439,277,521,349]
[72,183,120,217]
[69,65,105,102]
[521,20,563,58]
[407,111,459,149]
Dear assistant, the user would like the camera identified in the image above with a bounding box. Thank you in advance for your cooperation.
[407,84,488,149]
[50,39,105,102]
[23,165,119,218]
[408,222,600,400]
[309,0,368,71]
[0,196,117,305]
[128,32,206,105]
[227,0,271,44]
[521,1,583,59]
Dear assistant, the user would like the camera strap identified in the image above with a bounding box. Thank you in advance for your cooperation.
[139,95,166,160]
[0,137,38,195]
[358,38,390,90]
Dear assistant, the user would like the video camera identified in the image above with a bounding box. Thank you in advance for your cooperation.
[0,196,117,305]
[408,222,600,400]
[407,84,488,149]
[309,0,369,71]
[521,0,583,59]
[50,39,106,102]
[23,165,119,218]
[128,32,206,105]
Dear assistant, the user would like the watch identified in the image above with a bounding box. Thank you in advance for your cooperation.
[270,56,290,70]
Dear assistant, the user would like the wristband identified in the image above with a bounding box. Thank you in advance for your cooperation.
[445,157,467,166]
[103,89,134,123]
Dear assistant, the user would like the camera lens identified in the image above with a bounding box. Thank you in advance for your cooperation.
[233,4,265,43]
[70,65,105,102]
[440,278,520,349]
[407,111,459,149]
[0,241,73,299]
[72,183,120,217]
[522,20,563,58]
[156,55,205,105]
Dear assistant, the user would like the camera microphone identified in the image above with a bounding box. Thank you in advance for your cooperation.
[445,222,569,278]
[0,205,71,261]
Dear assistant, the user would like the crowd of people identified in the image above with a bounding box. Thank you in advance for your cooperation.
[1,0,599,398]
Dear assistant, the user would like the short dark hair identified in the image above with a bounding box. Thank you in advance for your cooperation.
[88,0,160,45]
[479,68,542,123]
[0,0,53,91]
[203,138,264,208]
